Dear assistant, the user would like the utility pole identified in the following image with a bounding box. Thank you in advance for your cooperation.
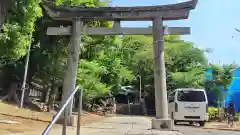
[138,75,142,102]
[20,44,31,108]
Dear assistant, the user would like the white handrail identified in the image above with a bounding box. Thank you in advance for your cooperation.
[42,85,81,135]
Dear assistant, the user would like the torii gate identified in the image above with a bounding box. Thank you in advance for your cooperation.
[44,0,198,130]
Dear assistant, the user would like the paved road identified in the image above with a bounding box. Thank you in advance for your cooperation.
[19,116,240,135]
[21,116,182,135]
[176,125,240,135]
[78,116,182,135]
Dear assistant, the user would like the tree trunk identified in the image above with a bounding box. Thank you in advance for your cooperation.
[41,90,47,103]
[45,86,51,104]
[40,76,50,103]
[47,80,58,112]
[0,82,21,106]
[24,88,30,104]
[217,100,220,117]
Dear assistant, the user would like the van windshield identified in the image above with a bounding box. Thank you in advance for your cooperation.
[177,90,206,102]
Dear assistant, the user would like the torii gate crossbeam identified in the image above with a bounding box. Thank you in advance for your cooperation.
[43,0,198,130]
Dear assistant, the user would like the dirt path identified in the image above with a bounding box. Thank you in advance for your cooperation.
[0,102,104,135]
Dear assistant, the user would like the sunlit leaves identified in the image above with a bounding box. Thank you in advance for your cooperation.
[121,34,208,93]
[0,0,42,61]
[77,60,110,101]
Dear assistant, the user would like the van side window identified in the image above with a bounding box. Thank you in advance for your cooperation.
[168,91,175,103]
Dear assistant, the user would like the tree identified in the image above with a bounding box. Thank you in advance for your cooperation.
[0,0,42,60]
[41,0,135,109]
[164,36,207,90]
[123,35,207,92]
[76,36,135,103]
[120,35,208,113]
[0,1,11,27]
[207,63,237,116]
[0,0,42,106]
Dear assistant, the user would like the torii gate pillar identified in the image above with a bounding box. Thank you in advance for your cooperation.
[60,18,83,126]
[152,17,173,130]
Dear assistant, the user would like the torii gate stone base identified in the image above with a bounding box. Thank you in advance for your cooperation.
[44,0,198,130]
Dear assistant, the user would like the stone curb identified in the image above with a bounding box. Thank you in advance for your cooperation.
[203,127,240,132]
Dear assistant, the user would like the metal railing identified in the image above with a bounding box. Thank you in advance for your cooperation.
[42,85,83,135]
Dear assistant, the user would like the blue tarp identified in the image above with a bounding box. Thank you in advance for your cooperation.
[224,67,240,112]
[205,68,216,107]
[205,68,224,107]
[205,68,213,81]
[205,67,240,112]
[205,68,217,106]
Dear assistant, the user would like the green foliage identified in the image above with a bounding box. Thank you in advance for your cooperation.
[165,40,207,72]
[206,63,237,102]
[210,63,237,88]
[77,60,110,101]
[0,0,237,110]
[171,68,205,88]
[80,36,135,98]
[56,0,109,7]
[0,0,42,61]
[166,41,207,90]
[237,113,240,121]
[122,35,208,94]
[208,107,219,120]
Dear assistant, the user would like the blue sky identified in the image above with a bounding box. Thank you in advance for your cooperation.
[111,0,240,65]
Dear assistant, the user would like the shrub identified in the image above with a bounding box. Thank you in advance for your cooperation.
[208,107,218,120]
[208,107,224,121]
[236,113,240,121]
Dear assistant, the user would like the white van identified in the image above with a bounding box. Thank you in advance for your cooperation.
[168,88,209,126]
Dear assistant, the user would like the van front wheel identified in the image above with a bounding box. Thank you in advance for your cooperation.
[199,121,205,127]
